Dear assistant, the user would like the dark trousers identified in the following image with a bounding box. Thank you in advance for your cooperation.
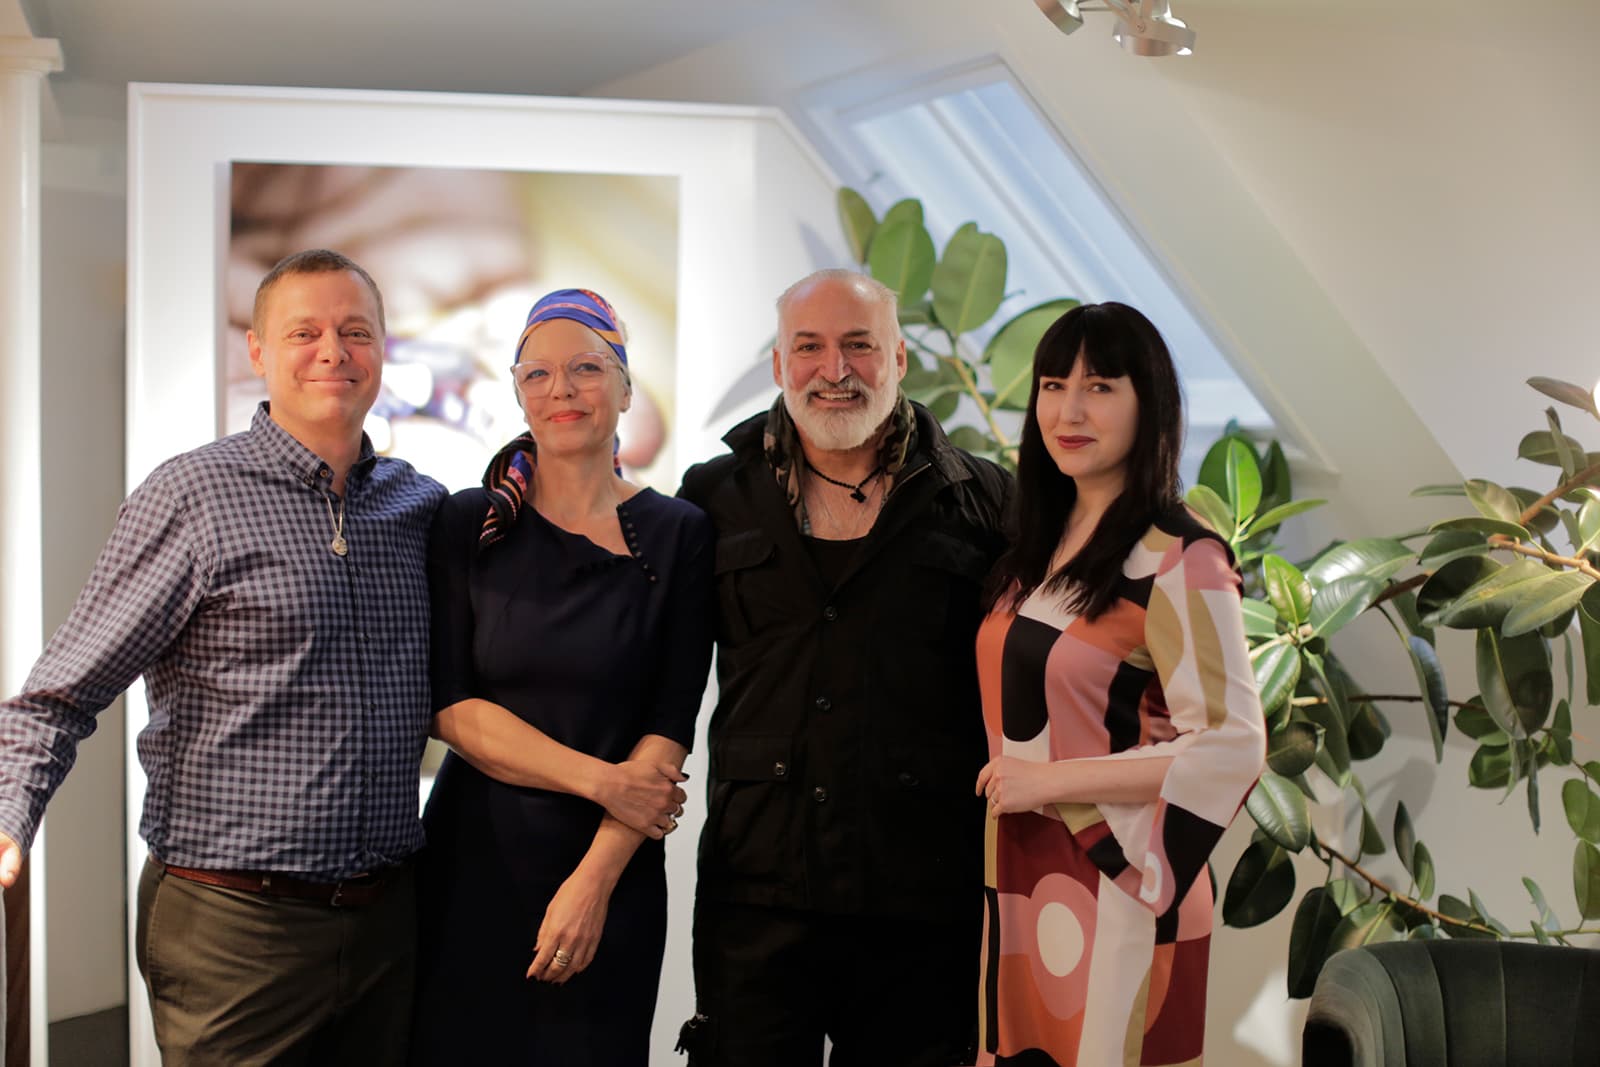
[688,898,978,1067]
[135,857,415,1066]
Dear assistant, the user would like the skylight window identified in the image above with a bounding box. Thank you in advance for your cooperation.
[812,69,1273,481]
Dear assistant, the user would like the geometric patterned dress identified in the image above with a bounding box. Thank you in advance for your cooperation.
[975,513,1266,1066]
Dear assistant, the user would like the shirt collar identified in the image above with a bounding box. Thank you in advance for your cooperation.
[250,402,378,487]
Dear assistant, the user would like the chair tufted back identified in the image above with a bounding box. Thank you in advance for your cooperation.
[1302,939,1600,1066]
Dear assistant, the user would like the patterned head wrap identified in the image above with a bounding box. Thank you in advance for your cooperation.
[513,288,628,370]
[482,289,629,549]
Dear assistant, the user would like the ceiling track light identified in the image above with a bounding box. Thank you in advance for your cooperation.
[1033,0,1195,56]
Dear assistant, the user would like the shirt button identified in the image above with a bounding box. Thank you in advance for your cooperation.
[773,761,787,777]
[814,696,831,712]
[319,467,331,479]
[822,605,838,622]
[898,771,919,787]
[813,787,828,804]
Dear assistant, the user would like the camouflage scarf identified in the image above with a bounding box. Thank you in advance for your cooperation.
[763,391,917,535]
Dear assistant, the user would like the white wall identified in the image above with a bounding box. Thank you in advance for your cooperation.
[38,79,129,1023]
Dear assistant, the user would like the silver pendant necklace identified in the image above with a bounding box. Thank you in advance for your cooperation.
[323,494,348,557]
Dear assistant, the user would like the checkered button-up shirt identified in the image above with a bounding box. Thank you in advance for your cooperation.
[0,405,446,880]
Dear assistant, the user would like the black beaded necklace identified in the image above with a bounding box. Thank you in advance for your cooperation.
[808,464,883,503]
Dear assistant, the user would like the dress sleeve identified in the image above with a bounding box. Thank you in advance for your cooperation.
[427,492,483,713]
[0,469,210,850]
[1090,534,1266,918]
[643,508,715,750]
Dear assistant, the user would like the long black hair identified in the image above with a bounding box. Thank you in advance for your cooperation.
[984,301,1185,619]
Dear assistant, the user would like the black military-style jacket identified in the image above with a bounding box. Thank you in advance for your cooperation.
[678,404,1011,921]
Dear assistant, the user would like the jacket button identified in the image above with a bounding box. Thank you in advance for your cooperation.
[813,786,828,803]
[822,605,838,622]
[898,771,919,787]
[773,761,787,777]
[814,696,831,712]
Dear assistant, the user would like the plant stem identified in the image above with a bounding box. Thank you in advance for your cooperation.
[1290,694,1485,712]
[1371,574,1427,609]
[936,348,1012,451]
[1489,536,1600,581]
[1315,843,1501,935]
[1518,461,1600,524]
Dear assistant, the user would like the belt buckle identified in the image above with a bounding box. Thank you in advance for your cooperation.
[331,881,347,907]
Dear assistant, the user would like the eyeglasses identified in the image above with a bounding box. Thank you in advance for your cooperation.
[509,352,618,397]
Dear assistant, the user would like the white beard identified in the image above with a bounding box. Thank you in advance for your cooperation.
[783,373,898,452]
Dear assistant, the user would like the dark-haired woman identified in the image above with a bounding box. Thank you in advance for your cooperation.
[412,289,714,1063]
[972,302,1264,1066]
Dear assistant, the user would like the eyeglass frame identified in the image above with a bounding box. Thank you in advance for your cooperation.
[508,350,630,398]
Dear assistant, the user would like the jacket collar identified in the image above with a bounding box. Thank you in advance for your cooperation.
[721,400,976,490]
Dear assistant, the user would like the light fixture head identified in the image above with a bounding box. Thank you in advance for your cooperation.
[1034,0,1085,35]
[1111,1,1196,56]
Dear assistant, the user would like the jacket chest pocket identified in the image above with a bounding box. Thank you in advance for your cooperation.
[704,735,797,887]
[901,530,993,639]
[713,530,786,645]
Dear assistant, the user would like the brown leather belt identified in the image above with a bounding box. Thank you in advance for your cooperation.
[152,858,402,908]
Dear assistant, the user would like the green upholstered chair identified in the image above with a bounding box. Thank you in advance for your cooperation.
[1301,939,1600,1066]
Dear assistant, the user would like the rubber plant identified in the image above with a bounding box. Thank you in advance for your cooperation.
[838,188,1600,994]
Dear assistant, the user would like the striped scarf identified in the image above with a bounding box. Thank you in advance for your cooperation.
[763,391,917,535]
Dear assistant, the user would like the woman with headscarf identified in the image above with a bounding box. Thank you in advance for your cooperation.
[412,290,715,1062]
[972,302,1264,1065]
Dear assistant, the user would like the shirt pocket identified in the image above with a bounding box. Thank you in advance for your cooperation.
[703,734,798,887]
[901,530,993,639]
[713,530,783,646]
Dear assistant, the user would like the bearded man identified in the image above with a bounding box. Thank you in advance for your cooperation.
[676,269,1011,1066]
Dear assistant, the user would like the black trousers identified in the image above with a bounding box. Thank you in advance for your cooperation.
[688,898,978,1067]
[135,857,415,1067]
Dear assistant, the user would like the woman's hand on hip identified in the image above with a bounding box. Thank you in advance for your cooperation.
[976,755,1060,817]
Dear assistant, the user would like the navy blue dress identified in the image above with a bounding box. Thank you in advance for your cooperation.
[412,487,715,1064]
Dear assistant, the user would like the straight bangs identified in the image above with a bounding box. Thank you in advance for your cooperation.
[1033,308,1136,384]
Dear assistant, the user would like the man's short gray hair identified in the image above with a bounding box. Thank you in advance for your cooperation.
[775,269,901,339]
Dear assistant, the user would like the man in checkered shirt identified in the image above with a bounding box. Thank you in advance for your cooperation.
[0,249,446,1064]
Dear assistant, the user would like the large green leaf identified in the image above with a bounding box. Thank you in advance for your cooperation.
[1468,741,1514,789]
[1475,629,1553,737]
[1329,902,1406,953]
[1346,701,1391,761]
[1394,801,1418,876]
[1417,530,1492,570]
[1455,700,1504,742]
[1309,575,1385,638]
[1501,570,1593,637]
[1307,538,1414,588]
[1247,772,1311,852]
[1429,515,1530,539]
[1260,439,1293,512]
[1303,665,1351,786]
[1241,597,1281,638]
[866,218,936,303]
[879,197,924,230]
[1413,841,1437,899]
[1254,642,1302,717]
[930,223,1007,338]
[1222,836,1296,928]
[1359,804,1386,855]
[1264,554,1312,628]
[1422,559,1550,630]
[1579,497,1600,553]
[1465,478,1523,524]
[1226,438,1263,525]
[1528,375,1598,416]
[1185,484,1235,541]
[1563,779,1600,842]
[1405,635,1449,759]
[1246,498,1327,538]
[1581,602,1600,706]
[1267,721,1319,777]
[1417,556,1501,619]
[837,187,877,264]
[1575,841,1600,920]
[1198,433,1247,500]
[1519,427,1587,469]
[983,299,1080,411]
[1286,888,1344,998]
[1507,487,1560,535]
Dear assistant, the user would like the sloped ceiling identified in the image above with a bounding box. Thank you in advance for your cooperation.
[26,0,1599,515]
